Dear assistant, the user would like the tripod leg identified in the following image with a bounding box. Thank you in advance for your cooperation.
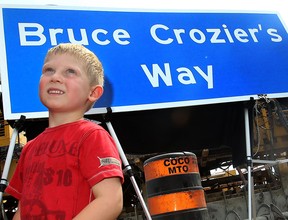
[244,108,253,220]
[106,121,152,220]
[0,128,19,204]
[0,116,26,205]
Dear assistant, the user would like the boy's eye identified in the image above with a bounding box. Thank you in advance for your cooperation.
[65,68,77,76]
[43,67,54,75]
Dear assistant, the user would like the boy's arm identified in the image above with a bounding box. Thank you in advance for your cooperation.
[12,201,21,220]
[73,177,123,220]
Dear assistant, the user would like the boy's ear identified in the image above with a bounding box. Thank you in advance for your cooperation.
[89,85,104,102]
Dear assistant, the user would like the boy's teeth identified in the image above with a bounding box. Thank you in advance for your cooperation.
[49,90,64,94]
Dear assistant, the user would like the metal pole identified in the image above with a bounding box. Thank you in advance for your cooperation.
[106,121,152,220]
[0,115,26,205]
[0,129,18,204]
[244,108,252,220]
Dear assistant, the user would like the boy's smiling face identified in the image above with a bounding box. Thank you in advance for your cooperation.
[39,53,94,114]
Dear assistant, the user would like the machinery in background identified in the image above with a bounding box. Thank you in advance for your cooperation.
[118,98,288,219]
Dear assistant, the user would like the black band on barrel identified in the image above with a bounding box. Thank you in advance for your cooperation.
[146,173,202,197]
[152,208,210,220]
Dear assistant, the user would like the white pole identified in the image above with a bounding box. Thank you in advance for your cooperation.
[0,130,18,204]
[0,115,26,205]
[244,108,252,220]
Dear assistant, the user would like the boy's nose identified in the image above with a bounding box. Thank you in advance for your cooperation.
[50,71,63,83]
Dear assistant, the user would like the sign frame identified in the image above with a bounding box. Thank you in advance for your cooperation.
[1,5,288,119]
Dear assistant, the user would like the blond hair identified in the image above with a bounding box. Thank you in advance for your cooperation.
[44,43,104,86]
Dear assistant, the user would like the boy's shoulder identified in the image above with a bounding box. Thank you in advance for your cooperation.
[76,119,107,134]
[83,118,102,126]
[81,118,105,130]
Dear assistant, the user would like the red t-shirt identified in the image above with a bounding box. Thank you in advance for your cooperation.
[5,119,123,219]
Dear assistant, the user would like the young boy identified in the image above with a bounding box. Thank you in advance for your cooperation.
[5,43,124,220]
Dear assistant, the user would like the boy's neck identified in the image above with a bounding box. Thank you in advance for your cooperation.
[48,111,84,128]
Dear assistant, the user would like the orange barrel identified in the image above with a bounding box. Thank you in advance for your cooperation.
[143,152,210,220]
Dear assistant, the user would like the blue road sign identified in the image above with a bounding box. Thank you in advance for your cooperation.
[1,6,288,119]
